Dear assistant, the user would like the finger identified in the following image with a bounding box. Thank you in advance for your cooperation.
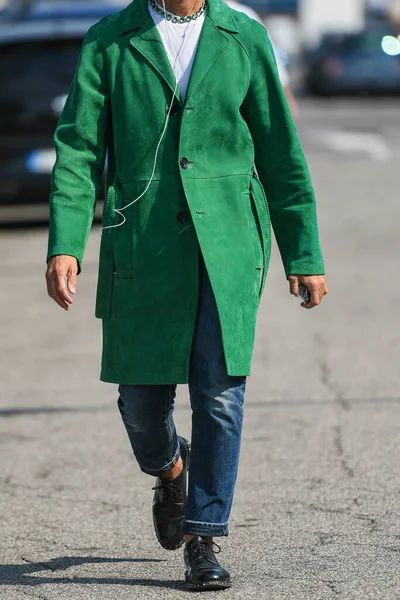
[311,285,320,305]
[67,266,77,295]
[303,285,320,309]
[56,274,73,305]
[54,293,70,311]
[47,274,70,310]
[316,282,327,303]
[289,277,299,296]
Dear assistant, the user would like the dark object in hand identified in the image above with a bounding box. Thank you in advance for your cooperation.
[298,283,311,304]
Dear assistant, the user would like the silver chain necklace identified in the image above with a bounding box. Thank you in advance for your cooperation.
[149,0,207,23]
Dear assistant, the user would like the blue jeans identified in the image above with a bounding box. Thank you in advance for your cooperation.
[118,258,246,537]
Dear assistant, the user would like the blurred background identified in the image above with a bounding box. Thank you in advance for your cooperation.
[1,1,400,599]
[0,0,399,219]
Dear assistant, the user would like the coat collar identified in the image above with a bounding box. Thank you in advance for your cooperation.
[118,0,238,36]
[117,0,237,103]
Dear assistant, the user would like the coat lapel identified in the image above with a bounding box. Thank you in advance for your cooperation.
[118,0,181,102]
[185,0,238,102]
[117,0,238,104]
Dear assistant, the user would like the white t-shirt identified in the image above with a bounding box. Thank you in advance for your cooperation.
[148,1,206,101]
[224,0,290,87]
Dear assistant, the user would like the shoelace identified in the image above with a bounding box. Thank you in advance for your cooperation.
[190,538,222,562]
[152,480,184,503]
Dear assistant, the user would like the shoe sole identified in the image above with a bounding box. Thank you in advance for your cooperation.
[153,438,191,551]
[185,573,232,591]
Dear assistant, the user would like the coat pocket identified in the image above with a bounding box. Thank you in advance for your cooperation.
[243,190,264,270]
[249,175,272,296]
[95,181,135,320]
[95,184,118,320]
[113,185,135,279]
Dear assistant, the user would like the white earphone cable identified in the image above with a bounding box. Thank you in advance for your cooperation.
[100,0,205,235]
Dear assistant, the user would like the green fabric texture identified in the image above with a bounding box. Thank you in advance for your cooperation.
[47,0,325,384]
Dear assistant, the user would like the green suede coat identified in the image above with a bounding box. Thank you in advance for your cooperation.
[47,0,324,384]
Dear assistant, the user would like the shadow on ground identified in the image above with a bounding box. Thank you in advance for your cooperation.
[0,555,185,589]
[0,406,113,418]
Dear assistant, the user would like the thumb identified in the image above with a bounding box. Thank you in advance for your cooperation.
[289,276,299,296]
[67,264,78,294]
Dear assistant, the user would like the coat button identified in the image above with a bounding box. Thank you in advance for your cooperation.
[180,157,189,169]
[168,103,181,116]
[177,211,189,223]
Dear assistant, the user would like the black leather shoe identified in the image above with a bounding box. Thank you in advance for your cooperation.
[152,436,190,550]
[184,536,231,590]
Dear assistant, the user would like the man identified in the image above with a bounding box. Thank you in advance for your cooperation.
[46,0,327,591]
[224,0,299,118]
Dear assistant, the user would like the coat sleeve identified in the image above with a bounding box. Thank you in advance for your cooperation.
[241,26,325,277]
[47,25,109,271]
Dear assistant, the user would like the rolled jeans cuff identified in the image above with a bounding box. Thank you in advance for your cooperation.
[183,520,229,537]
[138,443,180,477]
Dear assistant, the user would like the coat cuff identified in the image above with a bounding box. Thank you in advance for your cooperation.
[285,260,325,278]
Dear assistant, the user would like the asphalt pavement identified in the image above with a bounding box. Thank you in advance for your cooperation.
[1,99,400,600]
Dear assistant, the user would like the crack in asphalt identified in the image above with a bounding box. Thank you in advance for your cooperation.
[288,500,383,539]
[317,532,336,546]
[352,513,379,533]
[310,503,347,515]
[0,480,133,510]
[18,587,50,600]
[289,500,347,516]
[333,425,355,478]
[323,580,342,597]
[314,333,349,411]
[313,333,357,481]
[352,542,400,553]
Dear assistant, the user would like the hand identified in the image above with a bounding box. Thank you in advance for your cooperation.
[289,274,328,310]
[46,255,78,311]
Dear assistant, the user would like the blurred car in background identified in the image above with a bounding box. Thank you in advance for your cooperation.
[304,23,400,96]
[0,1,127,221]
